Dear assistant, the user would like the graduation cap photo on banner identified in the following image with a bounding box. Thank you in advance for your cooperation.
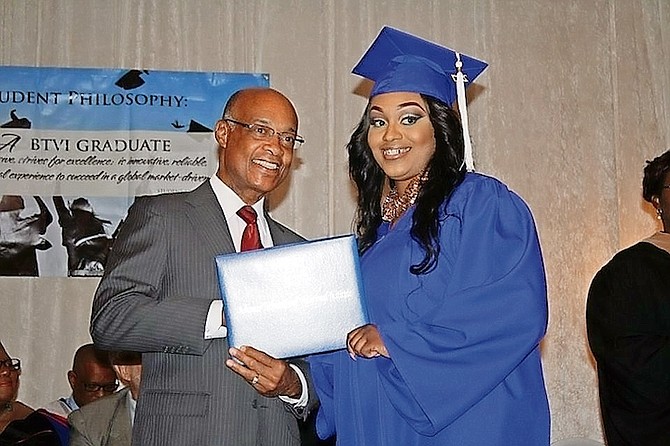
[352,26,488,171]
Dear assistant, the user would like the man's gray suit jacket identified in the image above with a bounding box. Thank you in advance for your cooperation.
[69,388,132,446]
[91,182,316,446]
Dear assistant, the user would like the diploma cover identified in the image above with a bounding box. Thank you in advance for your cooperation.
[215,234,368,358]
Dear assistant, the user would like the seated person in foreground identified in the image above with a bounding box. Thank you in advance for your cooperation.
[0,341,68,445]
[69,351,142,446]
[43,343,118,417]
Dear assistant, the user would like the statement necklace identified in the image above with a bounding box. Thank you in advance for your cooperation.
[381,171,428,223]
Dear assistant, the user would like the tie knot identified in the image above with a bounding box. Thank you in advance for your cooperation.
[237,205,258,225]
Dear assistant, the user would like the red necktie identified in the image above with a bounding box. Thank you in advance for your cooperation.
[237,205,263,252]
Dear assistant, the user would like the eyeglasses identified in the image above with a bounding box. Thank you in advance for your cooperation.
[0,358,21,371]
[224,118,305,149]
[83,381,119,393]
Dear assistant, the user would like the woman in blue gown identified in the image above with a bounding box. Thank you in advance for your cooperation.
[308,27,550,445]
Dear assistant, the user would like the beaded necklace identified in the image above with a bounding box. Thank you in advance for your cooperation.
[381,171,428,223]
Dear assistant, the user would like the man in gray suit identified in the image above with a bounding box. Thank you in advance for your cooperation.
[69,351,142,446]
[91,88,317,446]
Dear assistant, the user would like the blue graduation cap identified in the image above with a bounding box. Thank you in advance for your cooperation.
[353,26,488,170]
[353,26,488,106]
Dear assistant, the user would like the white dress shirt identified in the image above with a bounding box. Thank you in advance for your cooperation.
[42,394,78,417]
[128,391,137,426]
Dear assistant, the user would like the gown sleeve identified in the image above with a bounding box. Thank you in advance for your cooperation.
[377,176,548,435]
[307,351,337,439]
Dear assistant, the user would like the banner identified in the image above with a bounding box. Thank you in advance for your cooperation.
[0,66,269,276]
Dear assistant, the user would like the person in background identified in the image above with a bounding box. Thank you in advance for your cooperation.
[43,343,118,417]
[587,149,670,446]
[69,351,142,446]
[91,87,317,446]
[0,341,68,445]
[308,27,550,445]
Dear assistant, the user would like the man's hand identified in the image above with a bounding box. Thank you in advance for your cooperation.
[347,324,389,359]
[226,346,302,398]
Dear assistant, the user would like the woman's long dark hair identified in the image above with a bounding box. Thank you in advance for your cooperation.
[348,94,466,275]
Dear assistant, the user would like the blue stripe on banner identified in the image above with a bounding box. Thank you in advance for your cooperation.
[0,66,269,131]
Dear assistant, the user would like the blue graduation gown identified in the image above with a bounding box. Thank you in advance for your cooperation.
[309,173,550,445]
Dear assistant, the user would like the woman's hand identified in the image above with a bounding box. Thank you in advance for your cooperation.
[347,324,389,359]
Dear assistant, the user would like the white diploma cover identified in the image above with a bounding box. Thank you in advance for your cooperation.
[215,234,369,358]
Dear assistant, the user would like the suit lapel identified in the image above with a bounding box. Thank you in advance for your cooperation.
[266,211,290,246]
[184,182,235,254]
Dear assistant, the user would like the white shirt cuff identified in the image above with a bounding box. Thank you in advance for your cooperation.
[204,300,227,339]
[278,363,308,407]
